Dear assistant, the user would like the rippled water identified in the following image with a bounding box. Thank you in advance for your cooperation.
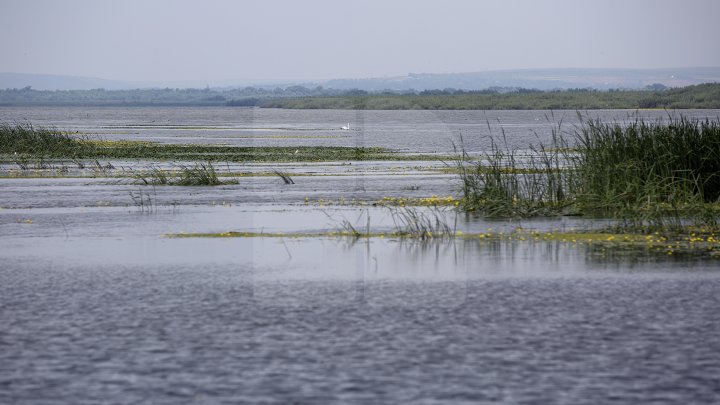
[2,107,720,403]
[3,248,720,404]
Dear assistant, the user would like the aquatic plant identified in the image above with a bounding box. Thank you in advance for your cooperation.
[389,207,454,240]
[134,166,171,185]
[272,170,295,184]
[574,116,720,228]
[0,122,88,157]
[457,124,575,217]
[129,187,155,213]
[457,115,720,231]
[175,162,227,186]
[132,162,237,186]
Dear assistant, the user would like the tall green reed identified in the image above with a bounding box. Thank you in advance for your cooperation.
[458,115,720,230]
[0,122,89,157]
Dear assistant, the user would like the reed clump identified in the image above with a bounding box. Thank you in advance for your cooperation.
[0,122,89,157]
[133,163,236,186]
[574,117,720,215]
[389,207,454,240]
[176,163,226,186]
[458,127,576,217]
[459,115,720,231]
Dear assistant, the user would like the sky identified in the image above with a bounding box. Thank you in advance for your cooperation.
[1,0,720,83]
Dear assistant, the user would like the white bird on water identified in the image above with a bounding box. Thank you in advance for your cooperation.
[340,123,351,130]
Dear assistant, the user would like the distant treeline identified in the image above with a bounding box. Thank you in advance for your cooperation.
[263,83,720,110]
[1,83,718,109]
[0,85,341,106]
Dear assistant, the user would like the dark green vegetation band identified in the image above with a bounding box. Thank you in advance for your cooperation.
[263,83,720,110]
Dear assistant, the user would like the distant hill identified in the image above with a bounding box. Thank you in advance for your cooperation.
[320,68,720,91]
[0,73,135,91]
[2,67,720,92]
[0,73,245,91]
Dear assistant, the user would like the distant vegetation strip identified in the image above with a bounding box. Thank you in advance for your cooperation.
[0,83,718,109]
[264,83,720,110]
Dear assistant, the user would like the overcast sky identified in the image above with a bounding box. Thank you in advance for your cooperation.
[1,0,719,82]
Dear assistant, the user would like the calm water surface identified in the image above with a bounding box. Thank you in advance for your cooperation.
[2,107,720,404]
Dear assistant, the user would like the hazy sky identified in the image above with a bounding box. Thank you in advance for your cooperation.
[1,0,719,82]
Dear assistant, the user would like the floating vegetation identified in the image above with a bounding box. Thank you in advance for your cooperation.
[376,195,459,207]
[297,195,461,208]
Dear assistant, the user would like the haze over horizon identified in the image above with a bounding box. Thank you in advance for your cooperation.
[2,0,720,84]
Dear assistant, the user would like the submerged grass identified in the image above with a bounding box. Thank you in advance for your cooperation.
[458,115,720,233]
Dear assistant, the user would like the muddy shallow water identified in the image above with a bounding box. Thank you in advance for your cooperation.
[2,107,720,404]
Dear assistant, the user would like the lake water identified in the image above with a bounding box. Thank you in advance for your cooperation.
[2,107,720,404]
[3,106,719,152]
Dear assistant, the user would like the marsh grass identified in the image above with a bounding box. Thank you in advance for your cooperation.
[458,115,720,232]
[135,166,171,185]
[129,187,156,213]
[389,207,455,240]
[457,123,576,217]
[272,170,295,184]
[133,162,237,186]
[0,122,89,157]
[176,162,229,186]
[573,117,720,230]
[324,207,452,240]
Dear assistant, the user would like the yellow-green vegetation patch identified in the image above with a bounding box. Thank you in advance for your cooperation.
[164,228,720,258]
[299,195,461,207]
[439,166,566,175]
[375,195,460,207]
[167,230,464,240]
[231,135,348,139]
[79,139,155,147]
